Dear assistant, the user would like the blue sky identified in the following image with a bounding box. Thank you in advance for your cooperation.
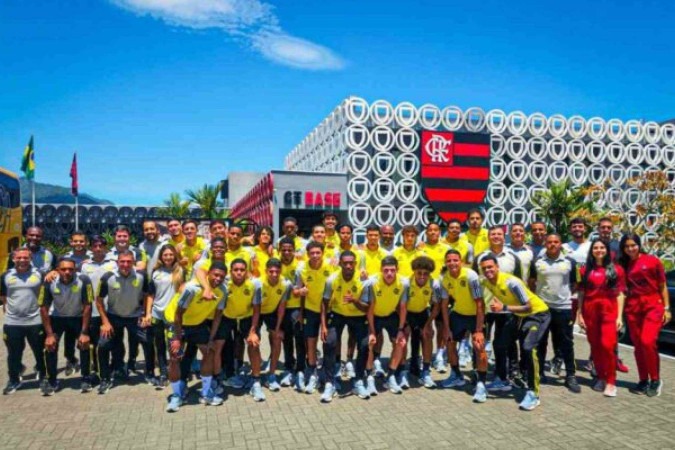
[1,0,674,205]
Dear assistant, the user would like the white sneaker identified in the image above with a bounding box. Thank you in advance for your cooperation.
[344,361,356,379]
[373,359,385,378]
[603,384,617,397]
[366,375,378,396]
[279,371,293,387]
[305,374,319,394]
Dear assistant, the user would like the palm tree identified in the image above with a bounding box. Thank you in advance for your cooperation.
[531,179,605,241]
[157,192,191,218]
[185,183,226,219]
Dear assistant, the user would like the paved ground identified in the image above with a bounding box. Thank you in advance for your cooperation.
[0,326,673,450]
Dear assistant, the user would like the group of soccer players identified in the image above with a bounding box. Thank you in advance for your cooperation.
[0,210,670,412]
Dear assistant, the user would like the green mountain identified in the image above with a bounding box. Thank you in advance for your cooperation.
[19,178,114,205]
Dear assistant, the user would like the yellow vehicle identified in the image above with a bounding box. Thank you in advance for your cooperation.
[0,167,22,273]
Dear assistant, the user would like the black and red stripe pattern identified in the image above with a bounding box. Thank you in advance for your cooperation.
[418,130,491,223]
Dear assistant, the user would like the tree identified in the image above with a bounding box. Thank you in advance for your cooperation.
[623,170,675,269]
[185,182,226,219]
[531,179,607,241]
[157,192,191,218]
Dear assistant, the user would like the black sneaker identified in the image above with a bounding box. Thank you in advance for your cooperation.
[98,379,113,395]
[144,375,159,387]
[157,375,169,390]
[80,381,93,393]
[629,380,649,395]
[565,376,581,393]
[65,358,80,376]
[550,357,563,376]
[40,379,56,396]
[646,380,662,397]
[539,373,549,385]
[127,360,138,374]
[3,380,22,395]
[511,374,527,389]
[89,373,101,386]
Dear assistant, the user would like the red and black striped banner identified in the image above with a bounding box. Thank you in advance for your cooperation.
[418,130,490,223]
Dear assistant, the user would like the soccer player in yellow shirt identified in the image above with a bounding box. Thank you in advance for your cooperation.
[253,226,277,272]
[277,217,307,259]
[464,208,489,256]
[366,256,409,395]
[323,211,340,251]
[259,258,291,392]
[221,259,266,402]
[320,251,370,402]
[176,220,207,279]
[295,241,335,394]
[444,219,474,265]
[225,224,259,277]
[438,250,489,403]
[361,225,390,278]
[480,255,551,411]
[392,225,425,278]
[406,256,443,389]
[164,261,228,411]
[278,237,306,389]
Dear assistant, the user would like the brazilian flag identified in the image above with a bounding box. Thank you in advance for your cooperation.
[21,135,35,180]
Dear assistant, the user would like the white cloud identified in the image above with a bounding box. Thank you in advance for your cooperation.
[111,0,345,70]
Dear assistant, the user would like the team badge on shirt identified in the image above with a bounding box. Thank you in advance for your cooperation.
[460,280,466,287]
[277,288,282,295]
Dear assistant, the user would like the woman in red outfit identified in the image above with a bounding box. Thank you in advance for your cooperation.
[577,239,626,397]
[618,234,671,397]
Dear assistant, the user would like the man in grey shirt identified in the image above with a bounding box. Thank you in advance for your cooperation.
[7,226,54,276]
[529,233,581,393]
[138,220,168,279]
[40,257,94,395]
[96,250,154,394]
[0,248,46,395]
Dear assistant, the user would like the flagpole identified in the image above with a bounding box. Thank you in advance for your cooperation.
[74,194,79,230]
[31,179,36,226]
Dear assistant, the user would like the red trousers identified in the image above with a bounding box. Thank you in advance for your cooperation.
[582,298,618,384]
[625,294,664,382]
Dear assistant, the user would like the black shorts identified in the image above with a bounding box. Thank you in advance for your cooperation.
[222,316,260,339]
[261,313,278,332]
[450,312,478,341]
[182,323,211,346]
[374,313,399,341]
[205,319,229,341]
[407,310,430,330]
[303,310,321,339]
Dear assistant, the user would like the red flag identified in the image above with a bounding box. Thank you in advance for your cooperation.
[70,153,78,196]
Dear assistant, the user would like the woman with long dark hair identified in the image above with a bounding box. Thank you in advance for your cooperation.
[618,234,671,397]
[150,244,185,388]
[577,239,626,397]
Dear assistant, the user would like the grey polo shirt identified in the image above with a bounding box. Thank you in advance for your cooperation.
[63,251,94,270]
[530,254,578,309]
[42,274,94,317]
[139,237,168,278]
[0,268,43,326]
[81,259,118,318]
[98,269,149,318]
